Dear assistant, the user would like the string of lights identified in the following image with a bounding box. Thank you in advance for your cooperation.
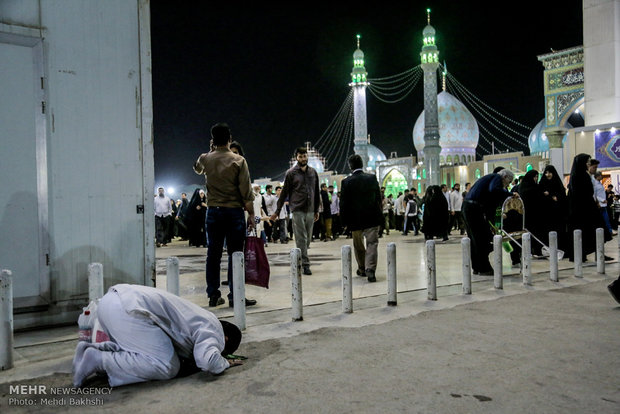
[317,95,353,164]
[368,69,422,103]
[329,104,355,173]
[446,75,530,144]
[443,69,531,154]
[367,65,421,85]
[312,90,354,150]
[318,92,354,162]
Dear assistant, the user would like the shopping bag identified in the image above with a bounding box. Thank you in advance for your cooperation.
[244,235,270,288]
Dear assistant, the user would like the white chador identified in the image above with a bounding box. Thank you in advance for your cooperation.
[75,284,231,387]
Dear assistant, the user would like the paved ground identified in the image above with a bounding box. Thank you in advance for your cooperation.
[0,234,619,413]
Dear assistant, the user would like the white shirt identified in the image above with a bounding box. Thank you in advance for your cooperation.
[395,194,405,215]
[592,176,607,207]
[111,284,229,374]
[449,190,463,212]
[154,194,172,217]
[330,193,340,215]
[443,191,451,210]
[263,193,278,216]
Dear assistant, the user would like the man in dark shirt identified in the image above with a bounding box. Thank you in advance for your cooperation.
[271,147,320,275]
[462,168,515,275]
[340,154,383,282]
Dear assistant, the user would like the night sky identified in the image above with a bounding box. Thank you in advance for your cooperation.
[150,2,583,191]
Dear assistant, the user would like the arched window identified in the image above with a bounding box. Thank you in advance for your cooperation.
[475,169,481,179]
[382,169,408,197]
[526,163,533,172]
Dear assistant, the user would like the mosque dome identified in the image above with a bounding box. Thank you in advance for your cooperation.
[528,119,569,154]
[353,48,364,59]
[366,143,386,170]
[412,91,479,165]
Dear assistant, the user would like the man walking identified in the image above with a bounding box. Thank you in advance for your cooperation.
[194,123,257,308]
[449,183,465,235]
[271,147,320,275]
[154,187,172,247]
[340,154,383,282]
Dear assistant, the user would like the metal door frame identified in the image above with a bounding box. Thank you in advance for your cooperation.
[0,30,50,309]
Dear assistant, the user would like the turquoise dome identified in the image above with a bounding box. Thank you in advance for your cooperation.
[528,119,569,154]
[413,91,478,164]
[366,144,386,170]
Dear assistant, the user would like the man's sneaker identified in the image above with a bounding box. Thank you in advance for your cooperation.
[229,298,257,308]
[367,269,376,283]
[209,296,225,307]
[303,266,312,275]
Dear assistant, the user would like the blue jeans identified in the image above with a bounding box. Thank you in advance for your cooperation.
[205,207,246,300]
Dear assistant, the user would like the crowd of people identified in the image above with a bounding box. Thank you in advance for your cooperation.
[155,123,620,308]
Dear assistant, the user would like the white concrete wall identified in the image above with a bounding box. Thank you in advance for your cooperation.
[583,0,620,125]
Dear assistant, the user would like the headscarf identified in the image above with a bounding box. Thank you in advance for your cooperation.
[539,165,565,196]
[568,153,591,193]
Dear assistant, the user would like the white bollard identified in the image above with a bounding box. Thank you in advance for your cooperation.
[0,270,14,370]
[88,263,104,302]
[549,231,559,282]
[596,227,605,274]
[387,242,397,305]
[232,252,246,330]
[574,229,583,278]
[426,240,437,300]
[290,248,303,321]
[493,235,503,289]
[342,245,353,313]
[461,238,471,294]
[166,257,180,296]
[522,233,532,286]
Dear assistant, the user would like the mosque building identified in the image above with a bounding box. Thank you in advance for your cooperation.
[257,2,620,198]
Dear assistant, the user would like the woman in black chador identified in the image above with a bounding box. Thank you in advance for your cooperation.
[518,169,545,255]
[539,164,568,251]
[421,185,449,241]
[185,188,208,247]
[567,154,610,260]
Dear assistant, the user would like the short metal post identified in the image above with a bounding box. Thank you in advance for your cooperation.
[493,235,503,289]
[342,245,353,313]
[232,252,246,330]
[0,270,14,370]
[88,263,104,302]
[461,238,471,294]
[166,257,180,296]
[387,242,397,305]
[290,248,303,321]
[426,240,437,300]
[574,229,583,278]
[596,227,605,274]
[522,233,532,286]
[549,231,559,282]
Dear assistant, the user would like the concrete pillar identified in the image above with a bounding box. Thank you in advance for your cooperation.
[549,231,559,282]
[87,263,104,302]
[493,235,503,289]
[574,230,583,278]
[426,240,437,300]
[522,233,532,286]
[232,252,246,330]
[596,228,605,274]
[166,257,180,296]
[290,248,303,321]
[461,238,472,294]
[341,245,353,314]
[387,242,397,306]
[0,270,13,370]
[544,128,567,178]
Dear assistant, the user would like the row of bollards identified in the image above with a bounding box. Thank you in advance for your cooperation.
[0,226,613,370]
